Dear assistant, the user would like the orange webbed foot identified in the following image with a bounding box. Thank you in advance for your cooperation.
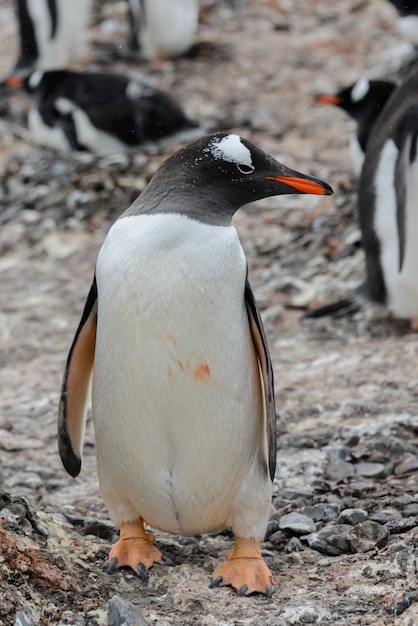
[210,537,274,597]
[107,519,173,581]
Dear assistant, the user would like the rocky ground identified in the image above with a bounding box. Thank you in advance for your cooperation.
[1,0,418,624]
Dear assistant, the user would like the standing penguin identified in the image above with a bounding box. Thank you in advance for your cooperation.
[127,0,199,59]
[12,0,91,75]
[58,133,333,595]
[15,69,202,154]
[357,67,418,325]
[316,79,396,175]
[308,68,418,326]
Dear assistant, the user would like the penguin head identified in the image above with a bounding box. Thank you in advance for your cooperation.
[316,79,395,119]
[141,132,333,224]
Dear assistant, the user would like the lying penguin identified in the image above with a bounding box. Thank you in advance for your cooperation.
[9,69,202,154]
[58,132,332,595]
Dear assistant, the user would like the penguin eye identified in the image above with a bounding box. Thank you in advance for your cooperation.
[236,163,255,175]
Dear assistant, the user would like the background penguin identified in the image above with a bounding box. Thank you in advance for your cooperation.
[316,78,396,175]
[14,69,203,154]
[308,68,418,327]
[386,0,418,46]
[11,0,91,76]
[58,132,333,596]
[127,0,199,60]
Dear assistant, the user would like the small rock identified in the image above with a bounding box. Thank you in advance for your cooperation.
[370,510,402,524]
[108,595,148,626]
[285,536,304,552]
[339,508,369,525]
[355,462,387,478]
[327,458,355,480]
[347,520,389,553]
[301,503,339,522]
[394,454,418,475]
[403,503,418,517]
[279,512,316,535]
[304,533,342,556]
[14,607,40,626]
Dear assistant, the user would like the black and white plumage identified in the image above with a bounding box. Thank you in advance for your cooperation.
[316,79,396,175]
[58,132,332,595]
[127,0,199,59]
[13,0,91,75]
[308,68,418,325]
[21,69,203,154]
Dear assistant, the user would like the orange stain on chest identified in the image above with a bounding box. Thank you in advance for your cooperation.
[193,362,210,384]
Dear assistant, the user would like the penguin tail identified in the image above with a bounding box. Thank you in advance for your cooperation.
[304,295,360,319]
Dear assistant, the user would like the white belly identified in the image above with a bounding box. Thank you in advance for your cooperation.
[92,214,270,537]
[131,0,198,59]
[374,138,418,318]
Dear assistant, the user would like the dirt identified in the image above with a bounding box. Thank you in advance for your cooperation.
[1,0,418,624]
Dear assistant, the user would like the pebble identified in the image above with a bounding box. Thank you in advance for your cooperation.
[14,607,40,626]
[338,508,369,525]
[108,595,148,626]
[346,520,389,553]
[394,454,418,475]
[300,503,340,522]
[278,512,316,535]
[355,462,387,478]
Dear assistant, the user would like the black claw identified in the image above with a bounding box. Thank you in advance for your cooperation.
[161,554,175,567]
[137,562,148,582]
[265,585,273,598]
[107,556,118,575]
[237,584,249,597]
[209,575,223,588]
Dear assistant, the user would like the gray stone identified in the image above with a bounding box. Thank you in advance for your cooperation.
[14,607,40,626]
[300,503,339,522]
[394,454,418,475]
[338,508,369,525]
[326,458,355,481]
[108,595,148,626]
[278,512,316,535]
[355,462,386,478]
[403,503,418,516]
[370,509,402,524]
[347,521,389,553]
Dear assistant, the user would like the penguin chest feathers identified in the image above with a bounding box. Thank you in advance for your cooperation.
[92,213,267,535]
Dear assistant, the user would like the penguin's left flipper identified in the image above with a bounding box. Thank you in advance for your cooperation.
[210,538,274,596]
[58,277,98,477]
[245,276,276,481]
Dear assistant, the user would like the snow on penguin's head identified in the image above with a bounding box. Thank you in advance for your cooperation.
[205,134,254,168]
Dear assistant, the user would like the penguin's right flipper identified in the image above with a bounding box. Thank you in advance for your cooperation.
[58,277,98,477]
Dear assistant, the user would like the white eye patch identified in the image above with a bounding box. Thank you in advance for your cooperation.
[351,78,370,102]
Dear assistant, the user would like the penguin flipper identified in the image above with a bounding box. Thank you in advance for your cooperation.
[244,277,276,481]
[58,277,98,477]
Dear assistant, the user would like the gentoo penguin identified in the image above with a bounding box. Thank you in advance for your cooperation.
[12,0,91,75]
[308,68,418,326]
[58,133,333,595]
[316,79,396,175]
[127,0,199,59]
[386,0,418,46]
[16,69,202,154]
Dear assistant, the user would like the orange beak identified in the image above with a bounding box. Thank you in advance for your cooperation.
[4,75,23,88]
[264,175,333,196]
[316,94,342,105]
